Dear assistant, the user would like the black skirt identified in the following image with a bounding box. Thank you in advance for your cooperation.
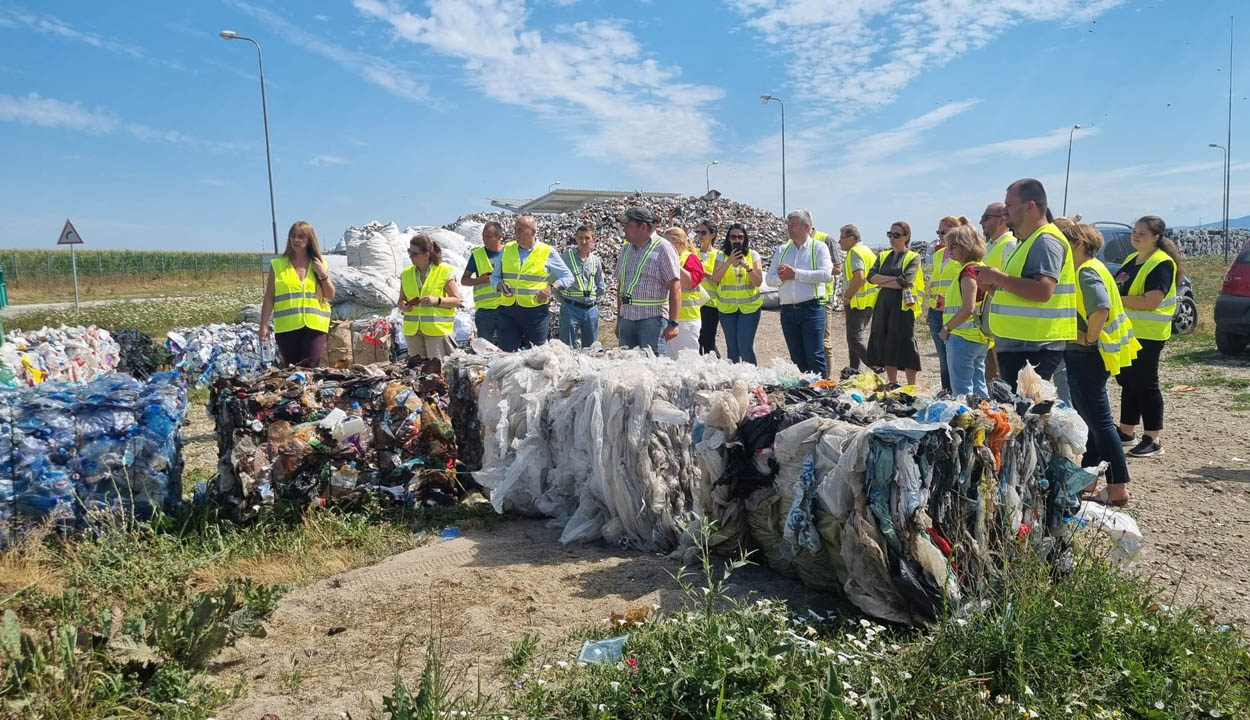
[866,289,921,371]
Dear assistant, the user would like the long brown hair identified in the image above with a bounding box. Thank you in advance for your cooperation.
[284,221,324,263]
[1135,215,1185,281]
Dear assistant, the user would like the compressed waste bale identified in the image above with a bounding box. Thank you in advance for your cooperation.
[166,323,276,386]
[209,359,466,516]
[443,353,487,470]
[0,371,187,548]
[0,325,121,387]
[115,329,172,380]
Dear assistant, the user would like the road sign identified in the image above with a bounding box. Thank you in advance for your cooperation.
[58,219,84,246]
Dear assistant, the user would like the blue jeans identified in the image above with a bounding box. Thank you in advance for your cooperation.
[779,302,826,376]
[927,308,951,392]
[497,304,550,352]
[1065,348,1131,485]
[1052,359,1073,406]
[618,315,666,355]
[719,310,760,364]
[945,334,989,397]
[474,308,501,346]
[558,302,599,348]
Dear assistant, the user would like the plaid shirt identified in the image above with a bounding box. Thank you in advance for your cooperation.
[616,235,680,321]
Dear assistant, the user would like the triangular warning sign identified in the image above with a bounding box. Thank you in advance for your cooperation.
[58,219,83,246]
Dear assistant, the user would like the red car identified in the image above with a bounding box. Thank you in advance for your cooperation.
[1215,237,1250,354]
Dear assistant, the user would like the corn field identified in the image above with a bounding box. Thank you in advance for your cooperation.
[0,249,265,286]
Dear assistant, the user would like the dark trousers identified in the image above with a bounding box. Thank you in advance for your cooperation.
[1065,348,1131,485]
[846,307,873,370]
[780,302,827,376]
[699,305,720,356]
[275,327,326,368]
[927,308,951,392]
[475,308,501,346]
[996,348,1063,392]
[1115,338,1165,431]
[498,304,550,352]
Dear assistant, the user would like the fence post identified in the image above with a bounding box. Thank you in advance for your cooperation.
[97,251,103,275]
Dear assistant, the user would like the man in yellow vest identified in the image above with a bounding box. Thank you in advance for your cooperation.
[838,224,879,373]
[490,213,574,352]
[460,221,505,346]
[767,209,834,377]
[978,202,1017,382]
[616,206,682,354]
[977,178,1078,390]
[557,225,604,348]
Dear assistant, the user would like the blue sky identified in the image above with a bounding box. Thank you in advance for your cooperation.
[1,0,1246,252]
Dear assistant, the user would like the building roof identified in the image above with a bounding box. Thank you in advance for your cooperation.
[488,188,682,214]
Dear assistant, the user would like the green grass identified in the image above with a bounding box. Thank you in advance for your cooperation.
[1231,392,1250,412]
[6,286,262,338]
[2,249,264,285]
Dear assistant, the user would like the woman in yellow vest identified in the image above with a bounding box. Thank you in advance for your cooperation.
[1062,221,1140,505]
[866,221,925,385]
[927,215,971,392]
[694,220,722,356]
[1114,215,1182,459]
[259,221,336,367]
[711,224,764,364]
[936,226,989,396]
[398,234,461,360]
[661,227,708,359]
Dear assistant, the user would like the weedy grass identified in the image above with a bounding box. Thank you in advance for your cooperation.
[6,286,263,338]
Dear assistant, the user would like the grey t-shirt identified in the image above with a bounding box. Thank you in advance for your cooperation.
[1067,266,1110,351]
[994,232,1069,353]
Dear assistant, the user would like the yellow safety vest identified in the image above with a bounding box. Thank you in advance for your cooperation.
[498,241,554,308]
[1077,259,1141,374]
[943,261,988,344]
[813,230,834,304]
[985,233,1018,271]
[401,263,455,337]
[927,246,959,311]
[561,249,600,303]
[698,249,721,310]
[1121,249,1177,342]
[677,250,708,322]
[988,223,1078,343]
[617,236,670,310]
[718,249,762,314]
[469,247,502,311]
[876,249,926,317]
[844,243,879,310]
[270,256,331,334]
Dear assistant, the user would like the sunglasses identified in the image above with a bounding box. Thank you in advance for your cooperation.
[728,234,745,240]
[694,229,709,235]
[886,231,906,239]
[936,229,949,237]
[408,249,429,256]
[980,213,1003,221]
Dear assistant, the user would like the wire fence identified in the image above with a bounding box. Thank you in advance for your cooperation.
[1,249,266,286]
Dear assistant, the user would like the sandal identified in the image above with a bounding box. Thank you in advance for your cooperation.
[1080,486,1129,508]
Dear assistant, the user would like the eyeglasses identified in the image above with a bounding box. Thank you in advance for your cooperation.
[980,213,1003,220]
[886,231,905,239]
[936,229,949,237]
[408,249,428,256]
[694,229,709,235]
[728,234,745,240]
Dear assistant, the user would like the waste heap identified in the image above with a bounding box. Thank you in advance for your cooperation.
[166,323,276,386]
[209,359,464,516]
[115,329,173,380]
[0,371,187,548]
[0,325,120,387]
[443,353,489,470]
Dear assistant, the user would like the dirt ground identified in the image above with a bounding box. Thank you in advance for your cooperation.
[203,312,1250,719]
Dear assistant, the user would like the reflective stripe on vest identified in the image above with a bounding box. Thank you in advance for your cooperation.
[943,261,988,344]
[270,256,331,334]
[813,231,834,304]
[677,250,707,321]
[470,247,501,310]
[619,237,667,306]
[498,242,553,308]
[985,234,1018,271]
[988,223,1078,342]
[928,247,959,311]
[1077,258,1141,374]
[401,263,455,337]
[717,249,761,314]
[561,249,600,304]
[844,243,879,310]
[698,249,722,309]
[776,238,827,301]
[877,249,925,317]
[1121,248,1177,342]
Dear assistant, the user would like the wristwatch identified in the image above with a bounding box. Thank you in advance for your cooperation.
[666,320,679,329]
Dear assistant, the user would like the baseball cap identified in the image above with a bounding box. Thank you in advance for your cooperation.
[621,207,658,224]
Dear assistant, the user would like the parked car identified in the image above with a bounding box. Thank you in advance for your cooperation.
[1214,238,1250,354]
[1091,222,1198,335]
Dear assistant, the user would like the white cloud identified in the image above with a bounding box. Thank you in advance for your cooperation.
[727,0,1124,117]
[0,7,183,70]
[314,14,330,21]
[352,0,724,167]
[0,92,243,152]
[231,2,436,105]
[308,154,351,167]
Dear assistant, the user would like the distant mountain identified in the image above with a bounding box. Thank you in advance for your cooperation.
[1178,215,1250,230]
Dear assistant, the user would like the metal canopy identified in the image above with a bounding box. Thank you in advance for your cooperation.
[488,188,681,214]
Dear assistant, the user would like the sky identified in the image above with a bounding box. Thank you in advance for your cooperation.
[0,0,1246,252]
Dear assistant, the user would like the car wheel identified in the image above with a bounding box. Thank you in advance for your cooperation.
[1216,328,1248,355]
[1172,295,1198,335]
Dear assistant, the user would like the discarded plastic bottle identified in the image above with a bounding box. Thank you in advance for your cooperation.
[329,463,360,497]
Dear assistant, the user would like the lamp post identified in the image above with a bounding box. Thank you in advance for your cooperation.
[760,94,786,216]
[1210,143,1230,260]
[548,181,561,193]
[1062,124,1080,216]
[219,30,279,255]
[705,160,719,194]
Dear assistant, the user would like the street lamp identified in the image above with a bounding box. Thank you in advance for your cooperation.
[548,181,561,193]
[220,30,279,255]
[1210,143,1230,260]
[1062,124,1080,216]
[705,160,719,194]
[760,94,786,216]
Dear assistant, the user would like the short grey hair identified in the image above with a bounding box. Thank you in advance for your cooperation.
[839,224,860,240]
[786,209,813,228]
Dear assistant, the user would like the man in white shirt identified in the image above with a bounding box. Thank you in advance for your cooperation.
[979,202,1018,382]
[767,209,834,376]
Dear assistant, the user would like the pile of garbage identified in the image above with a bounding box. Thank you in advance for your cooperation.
[208,359,466,515]
[114,329,172,380]
[0,371,187,548]
[0,325,120,387]
[166,323,276,386]
[1170,226,1250,257]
